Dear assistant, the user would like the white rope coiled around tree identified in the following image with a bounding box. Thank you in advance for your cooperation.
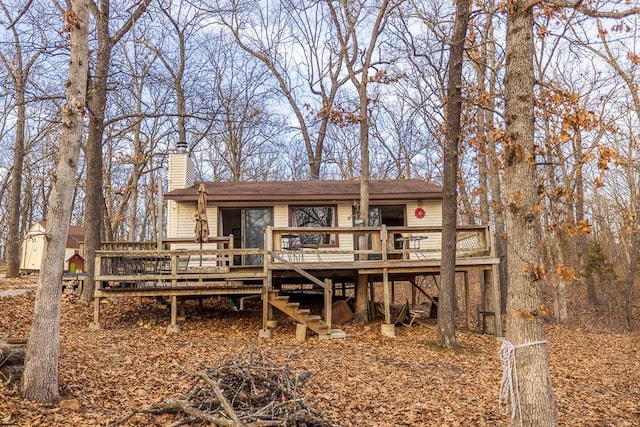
[498,339,548,425]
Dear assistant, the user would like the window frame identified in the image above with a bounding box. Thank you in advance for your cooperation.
[289,205,338,247]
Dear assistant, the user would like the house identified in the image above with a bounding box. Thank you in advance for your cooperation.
[164,153,444,264]
[20,222,85,273]
[89,151,502,339]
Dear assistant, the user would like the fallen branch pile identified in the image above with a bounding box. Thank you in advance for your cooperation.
[0,339,26,386]
[111,350,327,427]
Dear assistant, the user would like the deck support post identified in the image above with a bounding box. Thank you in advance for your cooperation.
[88,297,102,330]
[411,279,417,306]
[391,281,395,304]
[324,278,332,333]
[166,295,181,334]
[491,264,503,337]
[464,271,471,330]
[260,269,273,338]
[295,323,307,342]
[178,300,186,322]
[381,267,395,338]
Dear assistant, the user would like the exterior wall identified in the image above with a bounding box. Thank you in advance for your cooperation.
[20,223,83,271]
[168,203,217,240]
[273,205,289,227]
[334,204,355,261]
[164,152,445,263]
[405,200,443,259]
[167,153,195,191]
[167,153,195,238]
[20,223,46,271]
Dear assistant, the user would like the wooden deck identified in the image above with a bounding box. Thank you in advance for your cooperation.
[90,225,502,338]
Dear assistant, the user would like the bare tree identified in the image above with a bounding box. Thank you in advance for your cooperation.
[0,1,50,277]
[81,0,150,300]
[21,0,89,402]
[201,37,288,181]
[211,0,353,179]
[326,0,397,323]
[437,0,470,349]
[500,1,557,424]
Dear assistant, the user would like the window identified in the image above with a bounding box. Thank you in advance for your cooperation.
[291,206,337,246]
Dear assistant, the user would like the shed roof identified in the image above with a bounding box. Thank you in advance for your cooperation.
[38,221,85,249]
[164,179,442,203]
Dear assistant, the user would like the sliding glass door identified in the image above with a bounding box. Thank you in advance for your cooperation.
[243,208,272,266]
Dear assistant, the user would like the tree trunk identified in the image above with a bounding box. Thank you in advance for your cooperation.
[21,0,89,403]
[483,3,508,312]
[354,82,371,324]
[473,3,504,323]
[437,0,470,349]
[81,3,112,300]
[502,2,557,425]
[624,231,639,331]
[325,0,393,323]
[81,0,150,298]
[5,84,26,278]
[354,274,369,323]
[574,136,597,306]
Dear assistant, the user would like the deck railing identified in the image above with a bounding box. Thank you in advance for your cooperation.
[94,225,495,287]
[267,225,493,263]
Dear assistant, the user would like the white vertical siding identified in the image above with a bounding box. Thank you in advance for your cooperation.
[167,153,196,238]
[273,205,289,227]
[185,156,195,188]
[336,204,355,252]
[406,200,442,226]
[405,200,442,257]
[20,223,46,270]
[170,202,218,239]
[166,200,178,238]
[168,153,195,191]
[20,223,84,271]
[167,198,444,262]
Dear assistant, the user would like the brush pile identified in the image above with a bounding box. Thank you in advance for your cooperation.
[112,350,327,427]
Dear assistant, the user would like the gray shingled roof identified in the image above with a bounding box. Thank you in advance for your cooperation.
[164,179,442,202]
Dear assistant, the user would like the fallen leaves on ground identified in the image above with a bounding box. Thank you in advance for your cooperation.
[0,277,639,426]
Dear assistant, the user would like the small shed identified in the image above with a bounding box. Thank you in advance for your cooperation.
[66,250,85,273]
[20,222,85,272]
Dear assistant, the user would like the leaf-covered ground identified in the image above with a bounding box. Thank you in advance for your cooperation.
[1,278,639,426]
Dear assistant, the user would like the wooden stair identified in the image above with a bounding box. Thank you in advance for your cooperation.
[267,291,345,339]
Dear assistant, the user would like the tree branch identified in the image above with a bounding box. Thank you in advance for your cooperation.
[545,0,640,18]
[6,0,34,29]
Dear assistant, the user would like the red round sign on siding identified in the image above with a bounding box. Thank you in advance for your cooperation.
[414,207,425,219]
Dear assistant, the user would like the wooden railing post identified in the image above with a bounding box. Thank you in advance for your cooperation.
[94,253,102,288]
[264,227,273,279]
[381,225,388,261]
[89,252,103,330]
[171,252,178,288]
[381,267,395,338]
[324,278,332,332]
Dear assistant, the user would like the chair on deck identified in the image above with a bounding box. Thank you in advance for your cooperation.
[281,234,302,262]
[300,234,322,261]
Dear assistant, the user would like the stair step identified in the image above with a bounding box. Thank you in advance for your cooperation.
[268,290,339,338]
[319,329,347,340]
